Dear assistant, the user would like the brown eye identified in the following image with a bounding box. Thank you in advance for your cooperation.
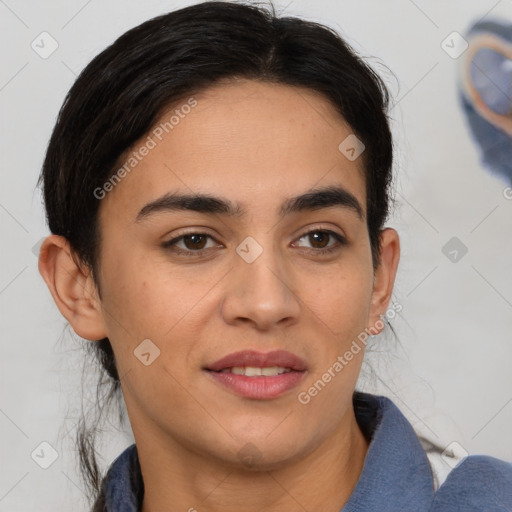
[307,231,330,249]
[162,233,218,257]
[294,229,347,255]
[182,234,208,250]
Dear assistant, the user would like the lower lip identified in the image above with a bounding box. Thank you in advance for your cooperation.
[205,370,306,400]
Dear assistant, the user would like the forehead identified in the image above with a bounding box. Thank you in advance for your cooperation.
[98,79,367,226]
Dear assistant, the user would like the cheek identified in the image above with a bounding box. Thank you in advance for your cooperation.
[99,249,220,366]
[292,268,372,435]
[304,261,374,342]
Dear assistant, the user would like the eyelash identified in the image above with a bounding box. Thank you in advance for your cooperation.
[161,228,347,258]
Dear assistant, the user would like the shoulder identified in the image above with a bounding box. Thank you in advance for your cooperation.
[430,454,512,511]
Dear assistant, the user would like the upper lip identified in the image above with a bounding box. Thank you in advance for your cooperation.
[205,350,307,372]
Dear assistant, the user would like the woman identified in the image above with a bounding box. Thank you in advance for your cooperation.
[36,1,512,510]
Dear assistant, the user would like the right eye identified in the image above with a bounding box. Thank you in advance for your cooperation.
[162,233,221,257]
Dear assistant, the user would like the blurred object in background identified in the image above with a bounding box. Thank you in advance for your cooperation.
[459,19,512,184]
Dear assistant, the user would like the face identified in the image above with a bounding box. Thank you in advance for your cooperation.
[45,79,399,470]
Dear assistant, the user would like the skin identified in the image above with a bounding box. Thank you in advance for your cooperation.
[39,79,400,512]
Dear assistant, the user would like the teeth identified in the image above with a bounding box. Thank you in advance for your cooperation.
[261,366,292,376]
[219,366,292,376]
[243,366,261,376]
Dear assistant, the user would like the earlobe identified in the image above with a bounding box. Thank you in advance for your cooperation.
[368,228,400,334]
[38,234,108,341]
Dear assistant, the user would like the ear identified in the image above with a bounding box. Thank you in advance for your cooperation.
[38,234,108,341]
[368,228,400,334]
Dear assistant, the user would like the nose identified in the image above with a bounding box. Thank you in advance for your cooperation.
[220,237,301,331]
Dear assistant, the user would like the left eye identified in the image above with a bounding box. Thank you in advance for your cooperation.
[293,229,347,254]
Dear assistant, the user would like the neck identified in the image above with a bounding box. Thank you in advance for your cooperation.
[138,406,369,512]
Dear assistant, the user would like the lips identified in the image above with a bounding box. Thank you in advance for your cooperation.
[205,349,307,372]
[204,349,308,400]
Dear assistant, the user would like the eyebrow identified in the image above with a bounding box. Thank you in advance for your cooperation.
[134,185,364,223]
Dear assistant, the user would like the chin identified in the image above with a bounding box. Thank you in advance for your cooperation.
[211,428,313,472]
[223,444,307,473]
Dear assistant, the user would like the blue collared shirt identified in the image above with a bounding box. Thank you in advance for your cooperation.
[95,392,512,511]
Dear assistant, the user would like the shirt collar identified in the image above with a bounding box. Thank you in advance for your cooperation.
[341,392,435,511]
[100,392,435,511]
[101,442,143,512]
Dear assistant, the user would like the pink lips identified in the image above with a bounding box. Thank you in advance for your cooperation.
[206,349,307,372]
[204,349,307,400]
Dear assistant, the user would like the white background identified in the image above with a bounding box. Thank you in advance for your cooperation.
[1,0,511,510]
